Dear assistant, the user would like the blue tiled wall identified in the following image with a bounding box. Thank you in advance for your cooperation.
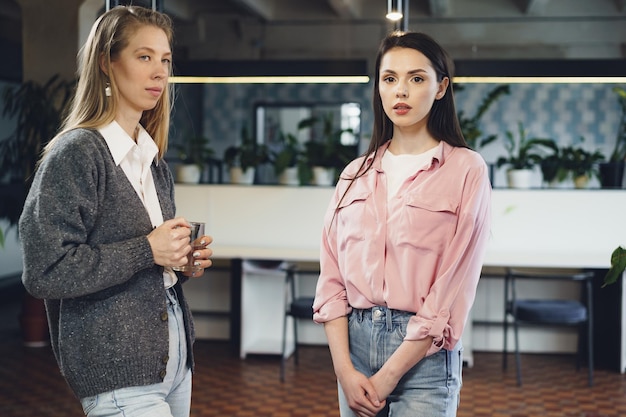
[171,81,623,186]
[456,83,622,164]
[196,82,374,158]
[187,82,621,156]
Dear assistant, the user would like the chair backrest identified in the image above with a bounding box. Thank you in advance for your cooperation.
[284,266,317,319]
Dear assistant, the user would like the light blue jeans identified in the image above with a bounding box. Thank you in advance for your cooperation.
[338,306,462,417]
[80,288,192,417]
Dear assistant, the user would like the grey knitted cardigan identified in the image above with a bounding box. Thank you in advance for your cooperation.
[19,128,195,399]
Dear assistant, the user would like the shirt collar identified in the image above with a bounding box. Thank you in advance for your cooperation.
[99,121,158,166]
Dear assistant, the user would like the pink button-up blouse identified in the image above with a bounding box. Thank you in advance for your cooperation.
[313,140,492,355]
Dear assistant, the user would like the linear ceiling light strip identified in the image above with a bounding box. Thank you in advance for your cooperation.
[169,75,371,84]
[453,76,626,84]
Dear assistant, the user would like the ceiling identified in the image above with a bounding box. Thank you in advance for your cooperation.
[1,0,625,76]
[164,0,626,62]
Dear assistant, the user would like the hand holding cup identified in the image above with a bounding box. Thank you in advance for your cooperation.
[148,217,192,268]
[172,221,213,276]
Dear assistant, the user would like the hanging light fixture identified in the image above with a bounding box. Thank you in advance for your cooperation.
[386,0,403,21]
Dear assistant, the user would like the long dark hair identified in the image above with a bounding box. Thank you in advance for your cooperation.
[331,31,466,223]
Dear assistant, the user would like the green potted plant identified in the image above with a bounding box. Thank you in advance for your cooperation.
[273,130,304,185]
[540,147,569,187]
[496,122,557,188]
[0,75,73,347]
[0,75,73,230]
[172,134,215,184]
[301,113,357,186]
[541,138,605,189]
[224,126,270,184]
[599,86,626,188]
[560,141,604,189]
[457,84,510,151]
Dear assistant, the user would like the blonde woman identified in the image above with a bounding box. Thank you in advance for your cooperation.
[19,6,212,417]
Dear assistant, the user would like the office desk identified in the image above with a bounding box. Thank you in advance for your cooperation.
[175,185,626,370]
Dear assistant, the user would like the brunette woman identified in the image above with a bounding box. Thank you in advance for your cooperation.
[313,31,491,417]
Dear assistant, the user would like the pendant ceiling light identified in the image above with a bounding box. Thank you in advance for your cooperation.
[386,0,403,21]
[386,0,408,31]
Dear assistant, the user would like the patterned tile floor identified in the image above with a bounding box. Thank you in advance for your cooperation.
[1,298,626,416]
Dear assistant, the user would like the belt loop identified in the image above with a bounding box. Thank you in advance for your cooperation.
[357,308,363,322]
[386,308,392,331]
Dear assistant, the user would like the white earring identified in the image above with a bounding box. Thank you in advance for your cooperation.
[105,83,111,97]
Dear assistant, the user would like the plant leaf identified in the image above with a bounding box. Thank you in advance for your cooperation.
[603,246,626,288]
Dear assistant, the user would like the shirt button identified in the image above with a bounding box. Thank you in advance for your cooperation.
[159,369,167,379]
[162,355,169,364]
[161,311,168,321]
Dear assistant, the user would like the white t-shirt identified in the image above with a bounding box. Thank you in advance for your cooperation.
[382,146,438,200]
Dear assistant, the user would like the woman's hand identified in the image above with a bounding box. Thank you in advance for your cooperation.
[183,235,213,277]
[338,368,386,417]
[148,217,192,268]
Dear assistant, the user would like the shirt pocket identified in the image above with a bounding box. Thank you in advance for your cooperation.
[336,191,371,246]
[397,192,459,252]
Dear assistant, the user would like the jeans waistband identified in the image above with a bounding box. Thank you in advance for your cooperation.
[351,306,414,330]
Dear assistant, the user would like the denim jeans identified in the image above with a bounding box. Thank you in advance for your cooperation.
[338,306,462,417]
[80,287,192,417]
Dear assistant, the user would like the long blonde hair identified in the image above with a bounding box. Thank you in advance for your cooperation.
[45,6,174,159]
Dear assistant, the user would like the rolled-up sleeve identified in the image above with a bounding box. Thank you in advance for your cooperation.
[313,194,352,323]
[405,159,492,354]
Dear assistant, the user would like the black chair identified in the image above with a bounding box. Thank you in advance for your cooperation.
[502,268,595,387]
[280,266,315,382]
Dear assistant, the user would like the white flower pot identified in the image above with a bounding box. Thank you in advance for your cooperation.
[573,174,590,189]
[507,169,533,189]
[229,167,255,185]
[176,164,201,184]
[312,166,335,186]
[278,167,300,186]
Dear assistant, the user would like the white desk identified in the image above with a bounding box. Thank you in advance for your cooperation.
[175,185,626,370]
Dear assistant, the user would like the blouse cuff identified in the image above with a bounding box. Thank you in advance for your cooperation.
[405,311,451,356]
[313,299,352,324]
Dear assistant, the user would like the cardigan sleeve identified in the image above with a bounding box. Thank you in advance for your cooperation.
[19,131,156,300]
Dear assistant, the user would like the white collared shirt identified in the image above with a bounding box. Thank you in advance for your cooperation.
[99,121,177,288]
